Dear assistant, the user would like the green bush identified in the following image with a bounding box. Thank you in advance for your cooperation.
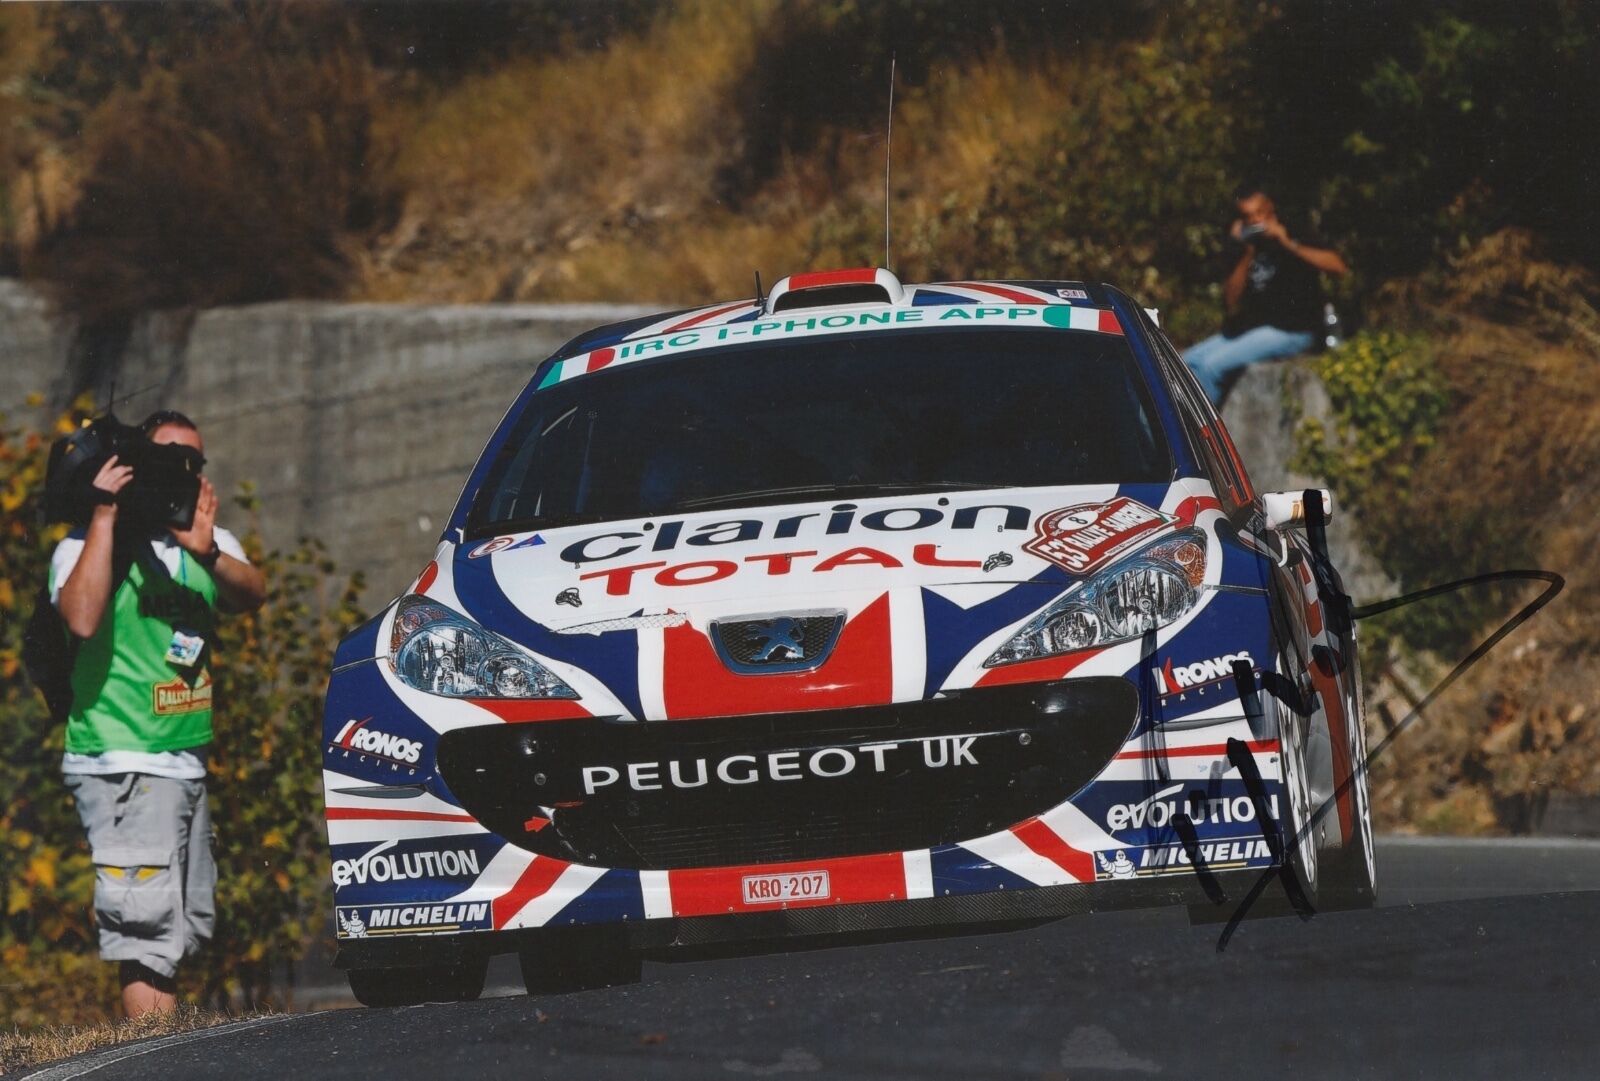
[0,404,363,1028]
[983,4,1259,314]
[1250,4,1600,277]
[0,400,109,1027]
[1288,330,1517,657]
[1292,331,1447,511]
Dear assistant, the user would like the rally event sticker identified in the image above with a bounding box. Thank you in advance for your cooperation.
[1023,497,1176,574]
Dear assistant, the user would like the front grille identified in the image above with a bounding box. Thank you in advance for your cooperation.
[711,612,844,673]
[437,678,1138,870]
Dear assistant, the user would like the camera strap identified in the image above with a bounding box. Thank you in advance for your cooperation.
[112,528,158,589]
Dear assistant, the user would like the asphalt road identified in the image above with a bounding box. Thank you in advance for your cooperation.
[20,837,1600,1081]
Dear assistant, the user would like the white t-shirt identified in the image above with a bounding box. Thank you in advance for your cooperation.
[53,527,249,780]
[61,747,212,780]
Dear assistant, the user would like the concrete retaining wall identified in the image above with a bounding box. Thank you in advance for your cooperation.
[1218,360,1395,606]
[1,284,650,601]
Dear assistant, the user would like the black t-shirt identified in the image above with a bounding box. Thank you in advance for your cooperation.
[1226,220,1325,336]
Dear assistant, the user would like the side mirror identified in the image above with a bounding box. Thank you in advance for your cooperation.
[1261,489,1334,531]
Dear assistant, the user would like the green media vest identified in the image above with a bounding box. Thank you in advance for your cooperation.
[52,546,219,754]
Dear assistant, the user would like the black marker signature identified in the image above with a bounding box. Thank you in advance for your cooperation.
[1201,491,1565,950]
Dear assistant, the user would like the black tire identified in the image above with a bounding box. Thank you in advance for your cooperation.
[1318,843,1376,910]
[1317,646,1377,911]
[347,957,487,1008]
[519,940,642,995]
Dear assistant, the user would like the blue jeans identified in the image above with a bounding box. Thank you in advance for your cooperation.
[1183,325,1316,404]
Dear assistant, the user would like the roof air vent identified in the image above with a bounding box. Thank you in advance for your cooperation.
[765,268,905,314]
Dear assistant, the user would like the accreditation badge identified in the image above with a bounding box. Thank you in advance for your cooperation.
[164,629,206,668]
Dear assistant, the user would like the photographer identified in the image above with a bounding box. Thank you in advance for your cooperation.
[1183,180,1348,404]
[50,410,265,1018]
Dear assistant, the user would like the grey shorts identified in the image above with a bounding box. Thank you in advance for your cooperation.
[64,773,216,978]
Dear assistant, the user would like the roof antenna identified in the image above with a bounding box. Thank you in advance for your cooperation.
[883,53,896,269]
[754,269,766,311]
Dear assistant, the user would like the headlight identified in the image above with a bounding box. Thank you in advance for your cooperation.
[984,531,1207,667]
[388,595,579,699]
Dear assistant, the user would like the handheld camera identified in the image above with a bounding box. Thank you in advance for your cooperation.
[43,414,203,531]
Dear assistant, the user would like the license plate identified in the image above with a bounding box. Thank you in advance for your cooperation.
[741,870,830,905]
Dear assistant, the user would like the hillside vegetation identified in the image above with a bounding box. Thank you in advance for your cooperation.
[0,2,1596,831]
[4,3,1594,328]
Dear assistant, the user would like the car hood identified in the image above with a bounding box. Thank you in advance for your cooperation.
[414,481,1234,720]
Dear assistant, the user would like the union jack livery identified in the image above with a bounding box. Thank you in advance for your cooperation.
[323,270,1374,1005]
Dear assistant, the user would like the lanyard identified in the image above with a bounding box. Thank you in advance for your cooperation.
[160,537,189,586]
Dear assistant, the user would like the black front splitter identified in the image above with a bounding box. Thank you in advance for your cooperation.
[333,867,1270,971]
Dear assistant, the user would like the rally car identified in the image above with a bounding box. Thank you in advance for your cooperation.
[322,268,1374,1006]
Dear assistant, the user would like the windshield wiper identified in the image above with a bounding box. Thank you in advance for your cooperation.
[472,482,1017,535]
[677,481,1012,511]
[467,512,615,537]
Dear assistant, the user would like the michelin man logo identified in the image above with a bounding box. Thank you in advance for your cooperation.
[1096,850,1138,880]
[337,909,368,938]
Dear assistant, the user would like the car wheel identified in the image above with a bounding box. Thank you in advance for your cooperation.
[1185,659,1319,926]
[1275,668,1320,906]
[519,940,642,995]
[347,957,487,1008]
[1317,646,1377,910]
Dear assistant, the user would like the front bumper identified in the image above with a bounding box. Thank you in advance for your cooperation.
[327,673,1288,969]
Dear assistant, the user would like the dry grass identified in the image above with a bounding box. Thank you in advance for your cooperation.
[364,0,766,304]
[358,1,1095,306]
[0,1005,268,1076]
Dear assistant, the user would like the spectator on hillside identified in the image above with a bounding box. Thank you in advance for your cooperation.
[1184,180,1349,404]
[51,410,265,1018]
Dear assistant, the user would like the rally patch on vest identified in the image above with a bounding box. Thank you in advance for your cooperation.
[152,672,212,715]
[1023,497,1176,574]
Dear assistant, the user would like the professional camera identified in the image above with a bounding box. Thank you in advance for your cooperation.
[43,413,203,530]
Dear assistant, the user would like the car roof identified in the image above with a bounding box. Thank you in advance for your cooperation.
[550,277,1120,362]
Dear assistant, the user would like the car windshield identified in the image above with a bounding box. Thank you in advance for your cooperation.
[468,327,1171,535]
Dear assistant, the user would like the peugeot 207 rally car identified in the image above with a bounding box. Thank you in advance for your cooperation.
[322,268,1374,1005]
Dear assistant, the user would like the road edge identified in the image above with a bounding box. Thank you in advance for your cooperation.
[14,1016,299,1081]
